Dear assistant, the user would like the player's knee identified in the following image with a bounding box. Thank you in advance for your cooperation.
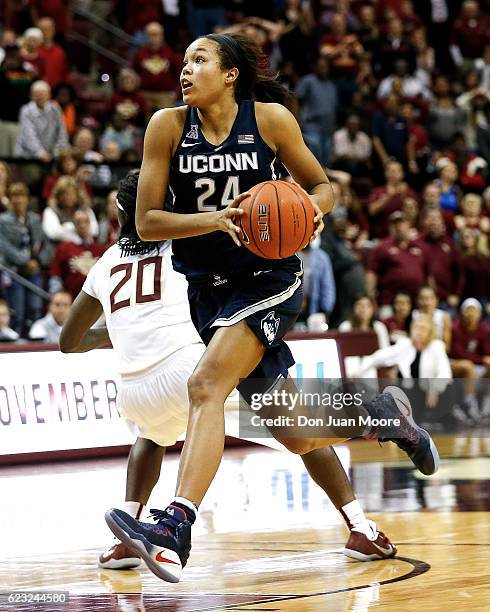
[275,437,315,455]
[187,369,224,407]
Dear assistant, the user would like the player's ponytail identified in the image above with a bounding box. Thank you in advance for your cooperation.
[204,33,291,106]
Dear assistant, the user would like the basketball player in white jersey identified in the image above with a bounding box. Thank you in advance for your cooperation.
[60,170,396,570]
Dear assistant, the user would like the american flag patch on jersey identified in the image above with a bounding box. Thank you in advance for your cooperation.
[238,134,254,144]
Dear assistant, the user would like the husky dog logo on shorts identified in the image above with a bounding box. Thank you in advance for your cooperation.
[261,311,280,344]
[186,124,199,140]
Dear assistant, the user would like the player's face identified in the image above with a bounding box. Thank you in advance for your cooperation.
[181,39,232,106]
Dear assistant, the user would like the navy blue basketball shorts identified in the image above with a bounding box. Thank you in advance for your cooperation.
[187,263,303,390]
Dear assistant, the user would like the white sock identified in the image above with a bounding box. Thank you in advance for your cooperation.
[173,496,199,515]
[341,500,373,537]
[122,501,146,519]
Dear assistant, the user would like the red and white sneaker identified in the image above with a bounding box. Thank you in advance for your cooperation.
[98,540,142,570]
[343,520,397,562]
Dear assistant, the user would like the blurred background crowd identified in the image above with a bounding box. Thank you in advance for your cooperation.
[0,0,488,414]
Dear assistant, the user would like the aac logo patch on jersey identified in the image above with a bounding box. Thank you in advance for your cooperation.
[261,311,280,344]
[186,124,199,140]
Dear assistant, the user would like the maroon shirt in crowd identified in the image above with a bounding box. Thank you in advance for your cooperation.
[50,240,106,299]
[460,255,490,303]
[367,238,428,305]
[110,92,148,127]
[124,0,163,34]
[451,15,490,59]
[29,0,70,35]
[450,319,489,365]
[38,43,68,89]
[382,316,409,338]
[367,185,418,240]
[415,234,463,302]
[132,47,179,92]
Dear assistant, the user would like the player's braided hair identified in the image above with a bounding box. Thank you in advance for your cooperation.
[203,33,291,105]
[117,169,162,257]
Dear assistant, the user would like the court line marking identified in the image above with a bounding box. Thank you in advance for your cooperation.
[187,556,430,612]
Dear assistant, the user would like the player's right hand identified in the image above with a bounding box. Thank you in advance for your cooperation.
[214,192,248,247]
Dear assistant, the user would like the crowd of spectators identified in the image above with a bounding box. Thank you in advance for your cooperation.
[0,1,488,413]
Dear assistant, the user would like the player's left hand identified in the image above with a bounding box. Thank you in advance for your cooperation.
[310,200,325,242]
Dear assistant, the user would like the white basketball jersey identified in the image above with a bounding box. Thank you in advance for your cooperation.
[82,242,203,376]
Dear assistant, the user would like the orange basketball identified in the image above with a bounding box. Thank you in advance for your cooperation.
[237,180,316,259]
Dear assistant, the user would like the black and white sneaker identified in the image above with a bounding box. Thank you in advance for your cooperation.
[105,506,192,583]
[367,385,440,476]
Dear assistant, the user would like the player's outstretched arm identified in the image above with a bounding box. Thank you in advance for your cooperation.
[136,109,243,242]
[59,290,109,353]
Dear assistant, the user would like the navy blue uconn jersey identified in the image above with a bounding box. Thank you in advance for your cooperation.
[169,100,299,280]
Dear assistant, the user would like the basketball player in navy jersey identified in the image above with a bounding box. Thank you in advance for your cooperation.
[105,34,439,582]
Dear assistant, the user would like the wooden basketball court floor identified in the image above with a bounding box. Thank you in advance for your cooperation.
[1,435,490,611]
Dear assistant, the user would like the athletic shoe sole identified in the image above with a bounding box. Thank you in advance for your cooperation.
[97,557,142,570]
[342,546,396,562]
[105,509,182,583]
[384,385,440,475]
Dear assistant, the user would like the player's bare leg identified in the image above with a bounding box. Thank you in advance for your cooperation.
[176,321,265,505]
[126,438,165,504]
[301,447,397,561]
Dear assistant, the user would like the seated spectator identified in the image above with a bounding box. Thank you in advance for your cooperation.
[15,80,68,162]
[455,193,490,246]
[434,158,462,214]
[49,210,106,299]
[377,59,431,100]
[367,160,418,240]
[371,95,410,170]
[0,161,12,212]
[0,183,52,335]
[100,112,137,156]
[97,189,120,246]
[449,298,490,419]
[73,127,103,163]
[42,148,92,202]
[29,290,72,343]
[132,22,179,113]
[382,291,413,343]
[417,207,463,308]
[296,241,336,326]
[19,27,45,79]
[321,211,366,328]
[339,294,390,379]
[412,286,451,347]
[110,68,148,128]
[42,176,98,243]
[367,211,429,311]
[428,76,465,149]
[458,227,490,305]
[450,0,490,68]
[295,56,338,166]
[53,83,77,136]
[37,16,68,89]
[331,113,372,176]
[377,17,415,76]
[0,299,20,342]
[402,195,420,240]
[353,313,452,409]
